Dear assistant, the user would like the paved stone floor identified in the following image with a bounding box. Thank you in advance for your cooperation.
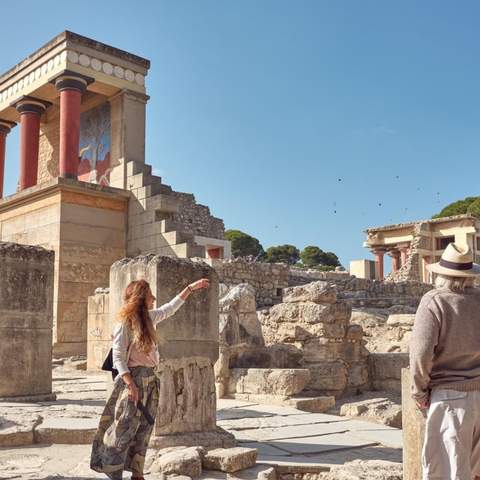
[0,368,402,479]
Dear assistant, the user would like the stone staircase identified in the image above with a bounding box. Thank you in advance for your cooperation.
[125,159,212,258]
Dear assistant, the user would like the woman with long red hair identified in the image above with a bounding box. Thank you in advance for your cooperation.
[91,277,210,480]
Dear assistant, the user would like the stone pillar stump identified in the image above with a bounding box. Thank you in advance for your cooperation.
[109,255,234,449]
[0,242,55,401]
[402,367,426,480]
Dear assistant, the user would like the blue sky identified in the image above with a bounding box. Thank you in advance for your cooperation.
[2,1,480,268]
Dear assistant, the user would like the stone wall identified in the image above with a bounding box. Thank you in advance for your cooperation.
[0,242,55,401]
[171,191,225,240]
[258,282,370,398]
[289,268,432,310]
[215,259,289,307]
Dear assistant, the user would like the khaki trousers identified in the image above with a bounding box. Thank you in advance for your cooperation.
[423,388,480,480]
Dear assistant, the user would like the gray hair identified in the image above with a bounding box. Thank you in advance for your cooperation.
[434,274,474,292]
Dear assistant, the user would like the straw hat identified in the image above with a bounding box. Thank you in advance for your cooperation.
[427,242,480,277]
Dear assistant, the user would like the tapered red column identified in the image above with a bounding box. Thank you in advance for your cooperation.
[13,98,50,190]
[373,249,385,280]
[399,245,410,266]
[390,250,401,272]
[54,73,92,179]
[0,120,16,198]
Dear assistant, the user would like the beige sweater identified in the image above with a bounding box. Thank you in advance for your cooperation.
[410,287,480,402]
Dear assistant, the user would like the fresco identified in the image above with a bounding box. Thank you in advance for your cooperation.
[78,103,113,185]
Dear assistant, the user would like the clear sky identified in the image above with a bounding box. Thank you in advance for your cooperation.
[2,1,480,268]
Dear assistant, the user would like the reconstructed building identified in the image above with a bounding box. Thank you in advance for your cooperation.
[363,214,480,283]
[0,31,230,356]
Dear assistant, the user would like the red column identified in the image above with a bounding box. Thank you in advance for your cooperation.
[399,246,409,266]
[14,99,50,190]
[54,74,91,179]
[391,251,401,272]
[374,250,385,280]
[0,121,16,198]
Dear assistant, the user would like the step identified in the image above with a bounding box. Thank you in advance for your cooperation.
[126,160,152,177]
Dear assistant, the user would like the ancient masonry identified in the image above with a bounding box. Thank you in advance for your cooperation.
[0,242,55,401]
[0,31,231,357]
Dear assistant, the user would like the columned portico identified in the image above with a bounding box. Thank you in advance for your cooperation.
[13,97,50,190]
[0,120,16,198]
[53,71,93,180]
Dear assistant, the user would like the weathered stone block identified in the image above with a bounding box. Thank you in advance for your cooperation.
[203,447,257,472]
[0,243,55,400]
[150,447,204,478]
[283,281,337,305]
[227,368,310,396]
[307,361,347,392]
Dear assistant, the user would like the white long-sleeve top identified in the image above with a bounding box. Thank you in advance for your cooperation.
[112,295,185,377]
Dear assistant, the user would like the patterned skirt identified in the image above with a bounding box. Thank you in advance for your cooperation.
[90,366,160,479]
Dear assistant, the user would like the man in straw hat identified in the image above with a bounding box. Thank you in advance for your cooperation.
[410,242,480,480]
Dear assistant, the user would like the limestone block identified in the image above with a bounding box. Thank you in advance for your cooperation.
[203,447,257,472]
[283,281,337,305]
[284,395,335,413]
[307,361,347,392]
[302,339,345,362]
[369,353,409,392]
[266,302,346,325]
[228,368,310,396]
[150,447,204,477]
[0,243,54,399]
[0,414,40,447]
[340,397,402,428]
[347,362,370,389]
[402,368,425,480]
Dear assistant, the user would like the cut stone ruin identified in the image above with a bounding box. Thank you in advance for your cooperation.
[259,281,370,398]
[0,241,55,402]
[215,280,370,414]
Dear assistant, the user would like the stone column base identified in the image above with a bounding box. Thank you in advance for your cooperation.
[0,393,57,402]
[149,427,235,450]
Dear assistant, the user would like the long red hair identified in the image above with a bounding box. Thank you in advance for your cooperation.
[117,279,157,353]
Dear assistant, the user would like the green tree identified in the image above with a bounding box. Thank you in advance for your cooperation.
[265,244,300,264]
[467,198,480,217]
[300,246,340,268]
[300,246,324,267]
[321,251,341,267]
[433,197,480,218]
[224,230,264,259]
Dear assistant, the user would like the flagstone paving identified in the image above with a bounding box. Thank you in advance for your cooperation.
[0,369,402,478]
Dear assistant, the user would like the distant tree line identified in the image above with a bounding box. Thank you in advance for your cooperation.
[224,229,341,270]
[433,196,480,219]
